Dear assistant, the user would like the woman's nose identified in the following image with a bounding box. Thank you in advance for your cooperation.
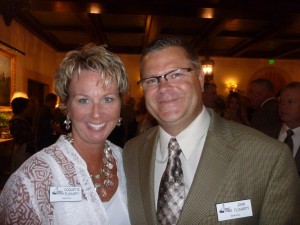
[90,103,102,118]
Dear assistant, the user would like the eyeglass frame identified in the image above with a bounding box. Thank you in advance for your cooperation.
[137,67,193,90]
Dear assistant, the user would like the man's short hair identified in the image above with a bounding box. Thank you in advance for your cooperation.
[284,81,300,90]
[250,78,274,92]
[141,36,201,69]
[11,97,29,114]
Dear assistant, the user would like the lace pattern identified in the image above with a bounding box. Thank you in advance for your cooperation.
[0,135,128,225]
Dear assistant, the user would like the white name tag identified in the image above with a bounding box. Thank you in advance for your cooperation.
[50,186,82,202]
[216,199,253,221]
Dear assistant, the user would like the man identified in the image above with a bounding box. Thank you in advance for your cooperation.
[203,82,217,109]
[278,82,300,175]
[248,78,282,138]
[123,37,299,225]
[121,96,138,142]
[35,93,59,150]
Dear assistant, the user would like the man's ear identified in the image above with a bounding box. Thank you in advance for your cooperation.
[199,70,205,92]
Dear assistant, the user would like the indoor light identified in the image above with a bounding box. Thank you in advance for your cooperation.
[201,57,215,81]
[226,83,238,93]
[12,91,28,100]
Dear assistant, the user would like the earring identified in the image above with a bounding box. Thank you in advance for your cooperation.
[117,117,122,127]
[64,114,71,130]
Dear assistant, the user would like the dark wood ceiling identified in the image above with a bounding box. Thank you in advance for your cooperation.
[2,0,300,59]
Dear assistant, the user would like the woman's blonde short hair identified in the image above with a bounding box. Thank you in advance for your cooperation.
[55,43,129,110]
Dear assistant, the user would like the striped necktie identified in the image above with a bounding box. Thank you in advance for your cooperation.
[284,129,294,153]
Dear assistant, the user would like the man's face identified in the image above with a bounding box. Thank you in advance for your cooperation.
[279,88,300,128]
[140,46,204,136]
[248,83,266,109]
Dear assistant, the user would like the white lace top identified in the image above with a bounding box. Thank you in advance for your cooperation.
[0,135,131,225]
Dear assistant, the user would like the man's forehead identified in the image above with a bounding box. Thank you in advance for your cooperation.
[282,89,300,97]
[251,83,265,91]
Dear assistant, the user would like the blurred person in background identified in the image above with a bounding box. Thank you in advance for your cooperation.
[121,96,137,142]
[35,92,60,150]
[202,82,217,109]
[224,92,250,125]
[9,97,36,173]
[278,81,300,175]
[248,78,281,138]
[135,96,157,135]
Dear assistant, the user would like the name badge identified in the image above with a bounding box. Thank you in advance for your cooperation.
[50,186,82,202]
[216,199,253,221]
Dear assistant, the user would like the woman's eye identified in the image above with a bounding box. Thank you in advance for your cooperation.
[103,97,113,103]
[78,98,89,104]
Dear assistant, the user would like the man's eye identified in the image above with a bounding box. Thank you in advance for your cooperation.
[78,99,89,104]
[169,72,183,79]
[145,78,158,85]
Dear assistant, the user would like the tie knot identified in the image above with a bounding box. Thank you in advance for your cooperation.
[168,138,181,157]
[286,129,294,138]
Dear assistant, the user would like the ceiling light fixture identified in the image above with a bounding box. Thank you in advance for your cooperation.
[201,56,215,81]
[89,3,102,14]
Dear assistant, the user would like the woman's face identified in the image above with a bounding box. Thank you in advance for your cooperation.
[67,70,121,146]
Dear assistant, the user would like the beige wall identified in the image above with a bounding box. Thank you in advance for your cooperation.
[0,20,60,100]
[118,54,142,100]
[1,20,299,107]
[211,57,299,96]
[117,55,300,102]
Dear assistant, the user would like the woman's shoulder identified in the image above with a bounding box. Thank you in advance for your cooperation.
[12,139,69,176]
[13,148,56,177]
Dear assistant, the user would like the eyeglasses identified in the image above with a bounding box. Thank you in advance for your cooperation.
[137,68,193,90]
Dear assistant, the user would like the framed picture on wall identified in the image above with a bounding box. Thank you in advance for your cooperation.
[0,48,16,110]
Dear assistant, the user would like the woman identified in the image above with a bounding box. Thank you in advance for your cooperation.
[223,91,250,125]
[0,44,131,224]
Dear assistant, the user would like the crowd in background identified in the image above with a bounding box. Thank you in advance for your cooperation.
[8,93,68,173]
[8,78,300,175]
[203,78,300,175]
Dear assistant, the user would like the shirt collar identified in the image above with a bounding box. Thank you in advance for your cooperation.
[280,124,300,137]
[158,107,211,160]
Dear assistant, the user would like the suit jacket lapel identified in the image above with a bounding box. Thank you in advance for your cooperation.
[139,127,159,224]
[178,111,237,224]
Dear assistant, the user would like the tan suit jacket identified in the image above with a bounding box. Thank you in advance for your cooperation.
[123,110,300,225]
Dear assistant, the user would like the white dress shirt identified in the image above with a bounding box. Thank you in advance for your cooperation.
[278,124,300,157]
[154,107,211,207]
